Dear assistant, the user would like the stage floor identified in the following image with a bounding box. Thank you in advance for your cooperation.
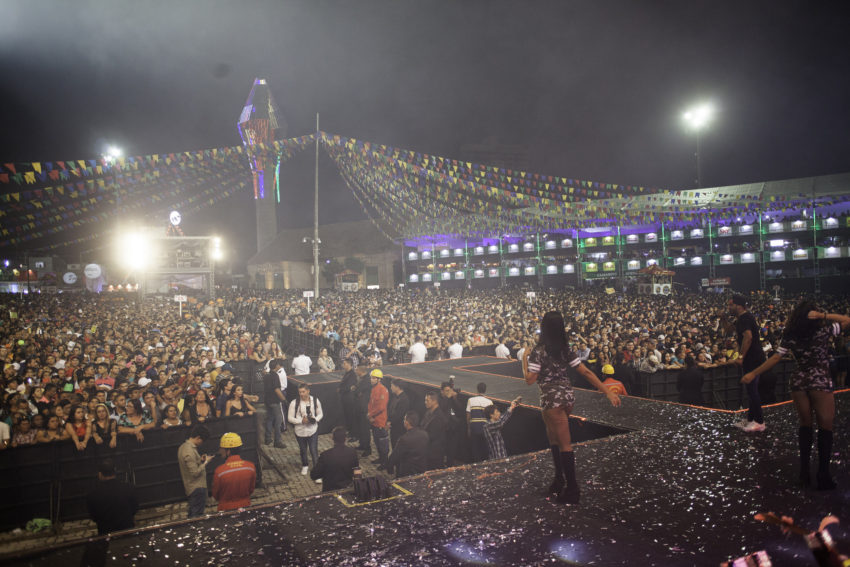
[8,358,850,566]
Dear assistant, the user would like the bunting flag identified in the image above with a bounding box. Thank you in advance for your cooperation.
[2,131,847,249]
[0,136,313,248]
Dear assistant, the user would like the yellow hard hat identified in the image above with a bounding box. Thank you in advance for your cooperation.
[601,364,615,375]
[370,369,383,379]
[220,432,243,449]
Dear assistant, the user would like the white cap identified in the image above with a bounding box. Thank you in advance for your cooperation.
[214,360,225,368]
[138,377,151,387]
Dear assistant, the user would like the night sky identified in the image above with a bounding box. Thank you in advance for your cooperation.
[2,0,849,264]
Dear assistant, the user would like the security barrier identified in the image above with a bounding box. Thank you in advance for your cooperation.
[0,416,261,532]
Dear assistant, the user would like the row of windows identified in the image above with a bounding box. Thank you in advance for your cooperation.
[405,217,850,261]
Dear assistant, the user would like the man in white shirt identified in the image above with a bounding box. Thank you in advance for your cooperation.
[466,382,493,462]
[292,350,313,376]
[408,337,428,363]
[494,341,510,359]
[447,340,463,360]
[516,340,530,364]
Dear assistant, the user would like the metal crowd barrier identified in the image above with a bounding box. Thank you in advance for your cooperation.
[0,416,261,532]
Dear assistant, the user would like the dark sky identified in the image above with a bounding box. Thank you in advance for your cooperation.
[2,0,850,264]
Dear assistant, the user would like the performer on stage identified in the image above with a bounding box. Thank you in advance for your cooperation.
[523,311,621,504]
[743,301,850,489]
[728,295,768,432]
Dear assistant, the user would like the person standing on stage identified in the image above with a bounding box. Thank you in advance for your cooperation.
[212,432,256,511]
[523,311,621,504]
[743,301,850,489]
[728,295,768,432]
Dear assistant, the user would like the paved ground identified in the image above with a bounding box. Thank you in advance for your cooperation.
[0,412,391,558]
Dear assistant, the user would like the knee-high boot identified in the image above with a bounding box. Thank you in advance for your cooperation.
[798,426,813,486]
[816,429,836,490]
[548,445,564,494]
[556,451,580,504]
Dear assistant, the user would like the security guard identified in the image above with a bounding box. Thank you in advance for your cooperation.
[211,432,257,511]
[600,364,628,396]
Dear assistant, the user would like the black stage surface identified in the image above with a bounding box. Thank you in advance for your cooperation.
[7,357,850,566]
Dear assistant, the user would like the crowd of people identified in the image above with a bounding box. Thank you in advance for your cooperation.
[1,286,849,530]
[1,288,848,451]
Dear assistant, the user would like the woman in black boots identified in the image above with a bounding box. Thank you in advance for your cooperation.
[743,300,850,490]
[523,311,621,504]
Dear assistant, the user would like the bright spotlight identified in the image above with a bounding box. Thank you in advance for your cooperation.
[212,237,222,247]
[682,102,714,131]
[211,248,224,261]
[117,232,152,270]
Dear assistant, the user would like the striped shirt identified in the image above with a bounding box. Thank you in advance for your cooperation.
[466,395,493,436]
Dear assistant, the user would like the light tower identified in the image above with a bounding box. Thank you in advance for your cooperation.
[238,78,285,254]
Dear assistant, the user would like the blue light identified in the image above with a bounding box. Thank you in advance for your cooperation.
[443,540,495,564]
[549,538,593,564]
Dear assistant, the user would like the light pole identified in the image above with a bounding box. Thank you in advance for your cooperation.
[681,102,714,188]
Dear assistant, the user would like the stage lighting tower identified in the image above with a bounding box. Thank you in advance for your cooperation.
[682,102,715,188]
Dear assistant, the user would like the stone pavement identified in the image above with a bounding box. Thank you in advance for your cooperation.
[0,422,391,558]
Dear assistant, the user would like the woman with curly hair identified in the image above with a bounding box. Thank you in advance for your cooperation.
[743,300,850,489]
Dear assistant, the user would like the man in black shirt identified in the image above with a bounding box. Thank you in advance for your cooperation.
[729,295,767,432]
[387,379,411,448]
[263,358,287,448]
[421,390,448,469]
[387,411,428,477]
[86,458,138,535]
[440,381,466,466]
[338,359,358,439]
[310,426,359,492]
[353,364,372,454]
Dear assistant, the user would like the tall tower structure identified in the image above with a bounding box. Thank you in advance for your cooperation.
[238,78,285,253]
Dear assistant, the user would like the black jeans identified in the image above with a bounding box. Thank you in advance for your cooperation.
[743,361,764,424]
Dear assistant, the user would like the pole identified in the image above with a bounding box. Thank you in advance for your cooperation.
[695,132,702,188]
[313,113,320,299]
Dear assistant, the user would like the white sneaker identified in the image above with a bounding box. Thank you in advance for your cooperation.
[743,421,766,432]
[315,478,322,484]
[301,466,308,475]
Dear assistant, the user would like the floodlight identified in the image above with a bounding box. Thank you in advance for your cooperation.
[682,103,714,131]
[117,232,152,270]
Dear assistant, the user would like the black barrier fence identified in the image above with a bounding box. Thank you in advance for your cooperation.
[0,417,261,533]
[627,363,795,409]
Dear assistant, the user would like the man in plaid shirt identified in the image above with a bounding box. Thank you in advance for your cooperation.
[482,397,521,460]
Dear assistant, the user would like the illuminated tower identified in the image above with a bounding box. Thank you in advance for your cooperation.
[238,78,285,253]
